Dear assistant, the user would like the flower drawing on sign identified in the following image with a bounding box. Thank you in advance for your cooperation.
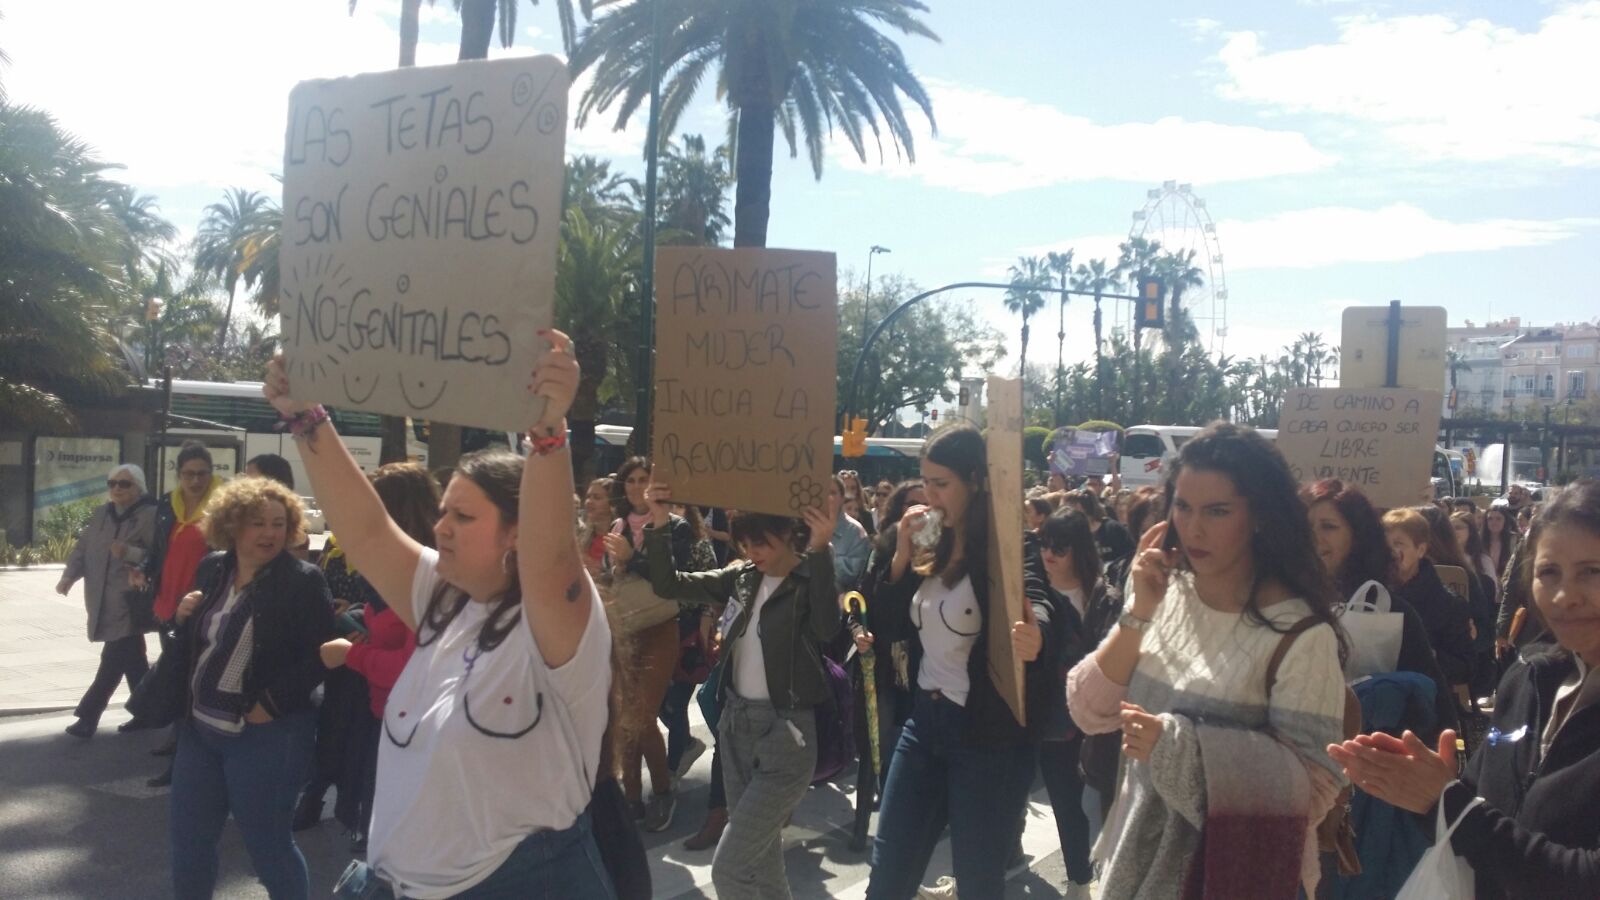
[788,476,825,512]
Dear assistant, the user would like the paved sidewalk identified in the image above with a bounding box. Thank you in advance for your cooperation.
[0,567,160,716]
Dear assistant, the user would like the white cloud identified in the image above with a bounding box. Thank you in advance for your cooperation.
[1216,3,1600,165]
[829,79,1335,194]
[1011,204,1594,274]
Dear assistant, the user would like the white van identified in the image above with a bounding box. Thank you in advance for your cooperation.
[1117,425,1278,487]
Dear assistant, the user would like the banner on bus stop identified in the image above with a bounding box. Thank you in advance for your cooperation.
[279,56,567,431]
[651,246,838,517]
[1277,387,1443,509]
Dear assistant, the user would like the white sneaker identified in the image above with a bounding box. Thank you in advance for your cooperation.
[916,876,958,899]
[1065,881,1094,900]
[675,736,708,779]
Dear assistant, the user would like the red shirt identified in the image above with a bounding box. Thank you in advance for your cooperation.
[154,522,208,622]
[344,605,417,718]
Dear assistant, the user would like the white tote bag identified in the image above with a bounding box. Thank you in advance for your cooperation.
[1339,580,1405,680]
[1395,794,1485,900]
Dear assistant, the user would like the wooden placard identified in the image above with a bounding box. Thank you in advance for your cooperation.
[1340,305,1447,395]
[1278,387,1444,509]
[651,247,838,517]
[985,375,1027,726]
[279,56,568,431]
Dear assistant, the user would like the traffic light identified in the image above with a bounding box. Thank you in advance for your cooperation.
[1136,276,1166,329]
[930,409,938,422]
[842,417,868,458]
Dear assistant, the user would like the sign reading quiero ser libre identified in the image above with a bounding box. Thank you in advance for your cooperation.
[1277,387,1443,510]
[279,56,567,431]
[651,247,838,518]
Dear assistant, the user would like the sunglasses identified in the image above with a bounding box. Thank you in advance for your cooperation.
[107,479,136,489]
[839,470,858,478]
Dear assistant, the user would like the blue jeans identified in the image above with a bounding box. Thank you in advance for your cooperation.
[867,691,1038,900]
[171,711,316,900]
[336,811,616,900]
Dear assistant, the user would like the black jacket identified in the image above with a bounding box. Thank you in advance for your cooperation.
[143,492,179,592]
[616,514,692,579]
[865,531,1059,747]
[647,528,839,711]
[1441,651,1600,899]
[1396,558,1475,686]
[182,551,337,720]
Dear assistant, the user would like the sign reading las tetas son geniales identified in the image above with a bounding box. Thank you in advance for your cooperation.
[280,56,567,431]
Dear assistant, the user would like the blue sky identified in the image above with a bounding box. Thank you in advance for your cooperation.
[6,0,1597,372]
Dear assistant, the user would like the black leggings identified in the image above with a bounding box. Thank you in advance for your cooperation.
[1039,737,1094,886]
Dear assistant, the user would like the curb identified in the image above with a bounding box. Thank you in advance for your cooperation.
[0,564,68,572]
[0,704,77,718]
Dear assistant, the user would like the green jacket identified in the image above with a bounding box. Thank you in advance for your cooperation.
[646,526,839,711]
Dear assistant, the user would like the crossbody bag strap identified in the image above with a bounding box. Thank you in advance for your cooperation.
[1265,616,1323,696]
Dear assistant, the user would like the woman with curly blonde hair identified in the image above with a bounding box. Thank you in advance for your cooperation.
[169,476,335,900]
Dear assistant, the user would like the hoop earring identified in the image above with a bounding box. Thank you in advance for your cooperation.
[501,549,516,575]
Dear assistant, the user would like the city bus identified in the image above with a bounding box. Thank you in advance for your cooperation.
[585,424,924,485]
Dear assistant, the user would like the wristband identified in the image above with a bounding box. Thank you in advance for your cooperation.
[280,404,329,439]
[528,431,568,456]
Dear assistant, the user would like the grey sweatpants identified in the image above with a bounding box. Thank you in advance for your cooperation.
[712,692,818,900]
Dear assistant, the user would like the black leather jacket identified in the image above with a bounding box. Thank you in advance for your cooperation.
[182,550,336,720]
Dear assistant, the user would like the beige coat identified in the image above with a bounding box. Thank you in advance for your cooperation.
[62,499,157,642]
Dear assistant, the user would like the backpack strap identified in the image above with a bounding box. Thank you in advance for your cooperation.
[1265,616,1323,696]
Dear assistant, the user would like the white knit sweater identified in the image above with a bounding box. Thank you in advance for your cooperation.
[1067,572,1348,898]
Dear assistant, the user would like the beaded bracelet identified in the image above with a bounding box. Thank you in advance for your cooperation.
[281,404,330,439]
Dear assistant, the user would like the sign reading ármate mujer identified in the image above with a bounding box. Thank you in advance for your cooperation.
[279,56,567,431]
[652,247,837,518]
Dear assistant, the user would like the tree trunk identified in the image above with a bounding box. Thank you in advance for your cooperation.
[400,0,422,67]
[380,415,408,464]
[732,104,775,248]
[430,423,463,476]
[569,337,606,483]
[217,283,237,354]
[1093,294,1104,418]
[458,0,496,60]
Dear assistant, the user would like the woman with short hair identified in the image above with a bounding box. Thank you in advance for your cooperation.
[57,463,159,737]
[168,476,335,899]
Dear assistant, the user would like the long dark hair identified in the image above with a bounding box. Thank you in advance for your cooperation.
[372,462,440,549]
[1485,506,1520,575]
[613,456,649,520]
[1415,504,1471,572]
[917,424,987,589]
[1302,479,1395,594]
[417,450,526,653]
[1038,507,1103,595]
[1166,422,1346,658]
[1451,511,1487,560]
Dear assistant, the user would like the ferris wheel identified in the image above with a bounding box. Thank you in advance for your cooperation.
[1129,181,1229,355]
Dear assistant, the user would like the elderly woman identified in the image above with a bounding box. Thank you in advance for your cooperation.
[169,476,335,900]
[1331,479,1600,899]
[57,464,159,738]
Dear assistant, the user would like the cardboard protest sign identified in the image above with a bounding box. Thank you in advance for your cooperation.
[1341,306,1447,395]
[651,247,837,517]
[1278,387,1443,509]
[985,376,1027,726]
[1049,427,1119,478]
[279,56,567,431]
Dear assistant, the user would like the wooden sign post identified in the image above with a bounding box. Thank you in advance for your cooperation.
[1277,386,1444,509]
[985,375,1026,726]
[651,247,838,517]
[279,56,568,431]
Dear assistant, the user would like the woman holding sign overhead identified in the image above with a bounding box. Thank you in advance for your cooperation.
[862,423,1059,900]
[639,477,838,900]
[263,330,620,899]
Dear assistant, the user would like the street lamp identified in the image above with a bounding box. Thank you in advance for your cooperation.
[863,245,891,344]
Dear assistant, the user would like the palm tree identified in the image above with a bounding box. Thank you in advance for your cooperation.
[1072,257,1117,417]
[351,0,594,63]
[0,104,134,428]
[193,188,271,353]
[1045,249,1073,424]
[658,133,732,246]
[1004,255,1050,378]
[570,0,939,248]
[564,154,639,224]
[555,207,640,479]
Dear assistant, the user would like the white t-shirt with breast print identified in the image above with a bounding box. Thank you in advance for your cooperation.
[367,547,612,900]
[914,574,982,706]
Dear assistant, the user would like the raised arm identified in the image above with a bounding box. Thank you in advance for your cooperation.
[264,352,423,630]
[516,330,592,670]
